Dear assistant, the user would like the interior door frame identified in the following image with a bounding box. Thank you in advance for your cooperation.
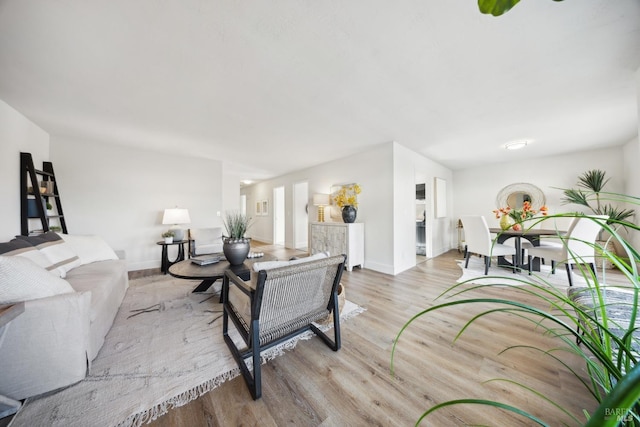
[273,185,285,246]
[293,181,309,251]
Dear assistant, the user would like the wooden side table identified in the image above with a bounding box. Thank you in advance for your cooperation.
[156,240,189,274]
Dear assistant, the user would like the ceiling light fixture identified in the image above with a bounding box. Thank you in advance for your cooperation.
[504,139,533,150]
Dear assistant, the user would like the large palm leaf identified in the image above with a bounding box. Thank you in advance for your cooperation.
[392,210,640,425]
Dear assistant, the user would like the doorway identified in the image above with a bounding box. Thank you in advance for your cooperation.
[240,194,247,216]
[416,183,427,262]
[273,186,285,246]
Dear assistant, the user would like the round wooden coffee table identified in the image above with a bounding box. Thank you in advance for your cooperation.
[168,254,277,293]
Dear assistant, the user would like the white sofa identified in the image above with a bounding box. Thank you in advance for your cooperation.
[0,232,128,401]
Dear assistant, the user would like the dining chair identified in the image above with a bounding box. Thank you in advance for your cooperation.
[461,215,518,275]
[526,215,608,286]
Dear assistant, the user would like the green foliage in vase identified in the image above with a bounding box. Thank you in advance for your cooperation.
[223,211,252,240]
[392,193,640,425]
[562,170,635,224]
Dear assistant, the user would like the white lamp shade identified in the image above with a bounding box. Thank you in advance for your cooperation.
[162,208,191,225]
[313,193,330,206]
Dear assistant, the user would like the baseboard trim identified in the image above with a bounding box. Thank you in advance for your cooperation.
[363,261,394,275]
[128,268,161,280]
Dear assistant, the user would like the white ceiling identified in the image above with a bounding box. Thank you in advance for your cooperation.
[1,0,639,182]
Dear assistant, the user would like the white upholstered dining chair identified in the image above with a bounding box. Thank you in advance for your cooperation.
[461,215,518,275]
[526,215,608,286]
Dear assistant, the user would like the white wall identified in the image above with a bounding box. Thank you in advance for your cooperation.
[393,144,417,274]
[453,146,626,233]
[293,181,308,249]
[222,162,242,215]
[623,67,640,250]
[3,96,637,275]
[0,99,50,240]
[242,143,397,273]
[623,137,640,249]
[392,142,454,274]
[50,137,228,271]
[241,142,454,275]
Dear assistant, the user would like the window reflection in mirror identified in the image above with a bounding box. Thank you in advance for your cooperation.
[506,192,532,209]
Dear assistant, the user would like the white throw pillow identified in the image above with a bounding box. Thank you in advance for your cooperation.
[0,256,74,304]
[59,233,118,265]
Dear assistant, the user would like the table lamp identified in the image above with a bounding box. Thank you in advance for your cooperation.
[312,194,330,222]
[162,208,191,241]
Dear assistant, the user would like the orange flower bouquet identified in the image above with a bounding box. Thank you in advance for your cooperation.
[493,201,548,231]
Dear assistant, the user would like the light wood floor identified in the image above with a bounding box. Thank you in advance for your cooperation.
[146,245,602,427]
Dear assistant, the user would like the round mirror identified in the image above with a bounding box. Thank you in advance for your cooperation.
[506,192,532,209]
[496,183,545,210]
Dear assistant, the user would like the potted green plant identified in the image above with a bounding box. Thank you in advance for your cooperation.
[562,169,635,268]
[562,170,635,225]
[162,230,174,244]
[222,211,252,265]
[392,203,640,425]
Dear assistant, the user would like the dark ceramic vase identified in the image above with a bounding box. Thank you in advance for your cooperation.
[223,238,251,265]
[341,205,357,223]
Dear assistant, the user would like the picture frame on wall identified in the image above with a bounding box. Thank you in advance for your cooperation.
[255,200,270,216]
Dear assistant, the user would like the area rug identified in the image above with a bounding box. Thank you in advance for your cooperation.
[10,276,365,427]
[457,257,629,289]
[456,256,629,289]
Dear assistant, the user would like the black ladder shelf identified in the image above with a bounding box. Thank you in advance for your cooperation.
[20,152,68,236]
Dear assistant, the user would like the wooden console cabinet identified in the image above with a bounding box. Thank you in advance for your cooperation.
[310,222,364,271]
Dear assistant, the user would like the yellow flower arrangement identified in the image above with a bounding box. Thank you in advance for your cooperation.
[334,184,361,209]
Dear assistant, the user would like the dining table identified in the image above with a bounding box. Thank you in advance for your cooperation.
[489,227,564,271]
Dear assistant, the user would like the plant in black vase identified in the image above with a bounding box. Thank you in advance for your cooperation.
[222,211,252,265]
